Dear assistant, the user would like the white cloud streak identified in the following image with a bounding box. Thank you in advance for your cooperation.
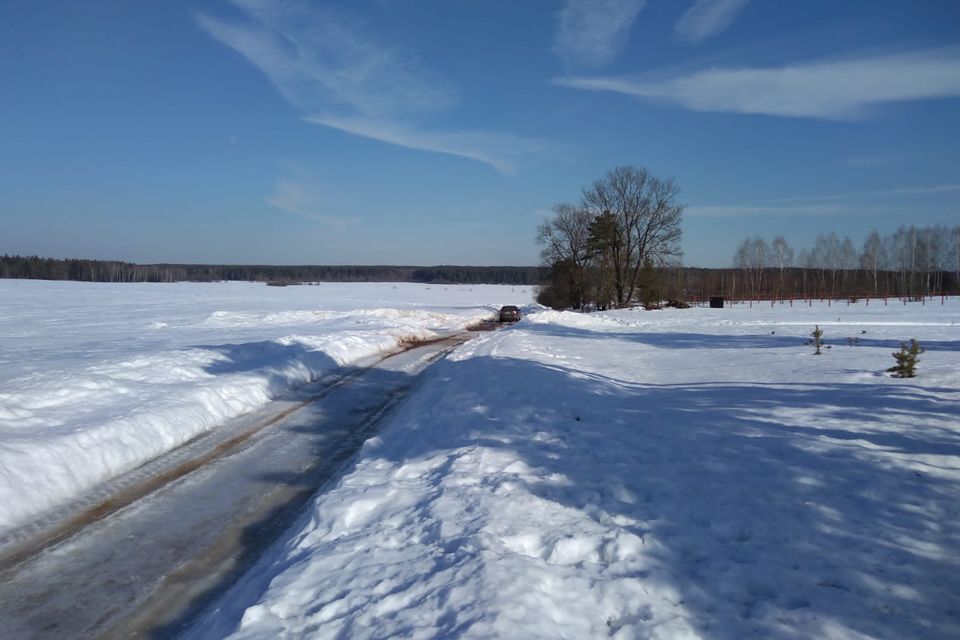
[306,114,552,175]
[198,0,545,172]
[685,204,848,218]
[556,48,960,119]
[774,183,960,203]
[553,0,647,68]
[690,183,960,218]
[675,0,750,44]
[843,152,920,168]
[266,176,360,228]
[198,1,455,117]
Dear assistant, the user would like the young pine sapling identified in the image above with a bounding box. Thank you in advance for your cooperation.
[811,325,824,355]
[887,339,923,378]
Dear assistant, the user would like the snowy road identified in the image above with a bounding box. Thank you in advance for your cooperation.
[0,333,475,639]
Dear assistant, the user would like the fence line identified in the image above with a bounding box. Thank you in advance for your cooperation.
[683,293,956,308]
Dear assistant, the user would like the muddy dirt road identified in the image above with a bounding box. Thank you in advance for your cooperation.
[0,333,477,639]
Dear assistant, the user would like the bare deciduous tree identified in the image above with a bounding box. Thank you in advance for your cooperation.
[953,225,960,291]
[860,231,882,295]
[806,232,854,298]
[771,235,794,297]
[580,166,683,307]
[920,225,948,294]
[839,236,857,291]
[733,236,770,298]
[536,204,593,309]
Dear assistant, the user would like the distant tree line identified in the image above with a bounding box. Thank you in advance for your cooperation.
[534,210,959,309]
[0,256,188,283]
[409,266,541,285]
[0,256,546,286]
[7,224,958,301]
[724,225,960,300]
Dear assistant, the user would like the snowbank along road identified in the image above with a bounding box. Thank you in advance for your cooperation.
[0,280,526,536]
[0,332,479,639]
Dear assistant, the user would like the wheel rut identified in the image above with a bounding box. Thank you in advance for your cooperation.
[0,331,483,639]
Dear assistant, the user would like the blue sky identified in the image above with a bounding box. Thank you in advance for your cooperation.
[1,0,958,267]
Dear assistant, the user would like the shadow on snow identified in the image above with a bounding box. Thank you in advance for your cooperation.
[150,356,418,639]
[519,320,960,352]
[181,332,960,639]
[368,354,959,638]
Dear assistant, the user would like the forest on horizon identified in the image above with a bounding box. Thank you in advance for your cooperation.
[0,256,544,286]
[3,253,959,302]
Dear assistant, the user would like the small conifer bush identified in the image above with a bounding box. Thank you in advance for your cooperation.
[811,325,824,355]
[887,339,923,378]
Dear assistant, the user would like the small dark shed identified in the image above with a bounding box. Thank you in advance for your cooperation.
[709,296,724,309]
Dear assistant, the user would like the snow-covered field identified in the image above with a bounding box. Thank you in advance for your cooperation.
[191,299,960,639]
[0,280,532,536]
[3,281,958,638]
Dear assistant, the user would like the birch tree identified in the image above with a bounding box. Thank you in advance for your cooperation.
[771,235,794,297]
[860,231,882,295]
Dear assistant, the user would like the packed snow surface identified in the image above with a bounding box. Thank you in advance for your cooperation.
[195,299,960,639]
[0,280,532,535]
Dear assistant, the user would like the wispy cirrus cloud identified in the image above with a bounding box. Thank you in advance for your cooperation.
[556,48,960,119]
[675,0,750,43]
[306,114,553,175]
[553,0,647,68]
[685,203,848,218]
[689,182,960,217]
[266,174,360,228]
[843,152,922,168]
[198,0,547,172]
[197,0,455,117]
[773,183,960,203]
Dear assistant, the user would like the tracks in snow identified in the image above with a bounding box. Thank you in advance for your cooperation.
[0,332,477,639]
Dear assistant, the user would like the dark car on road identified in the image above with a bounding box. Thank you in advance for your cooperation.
[498,305,521,323]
